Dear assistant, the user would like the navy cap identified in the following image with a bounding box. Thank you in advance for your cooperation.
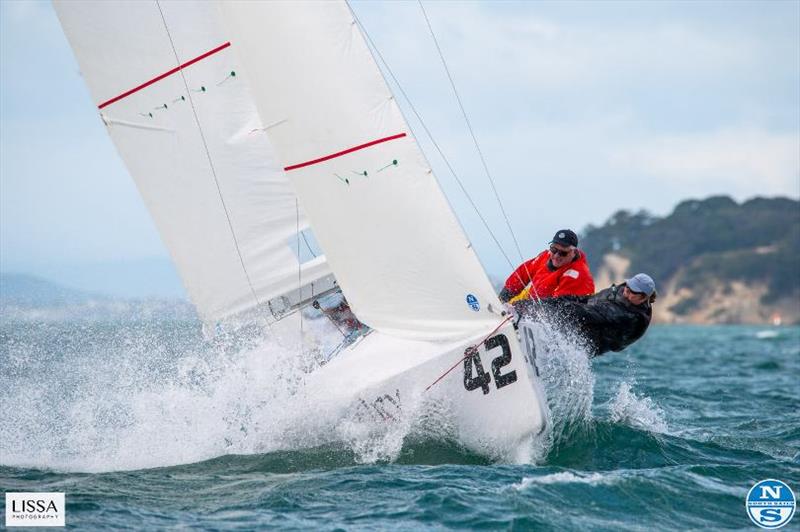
[550,229,578,248]
[626,273,656,296]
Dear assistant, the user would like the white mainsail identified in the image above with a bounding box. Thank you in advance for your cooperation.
[54,0,550,457]
[53,0,333,323]
[221,1,503,341]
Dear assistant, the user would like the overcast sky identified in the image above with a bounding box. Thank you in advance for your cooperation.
[1,0,798,291]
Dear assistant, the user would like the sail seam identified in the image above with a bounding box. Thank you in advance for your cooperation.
[154,1,263,312]
[97,42,230,109]
[283,133,406,171]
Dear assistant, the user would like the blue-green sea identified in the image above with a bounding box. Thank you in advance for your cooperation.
[1,317,798,530]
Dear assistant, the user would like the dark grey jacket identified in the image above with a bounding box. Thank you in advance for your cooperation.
[514,283,652,356]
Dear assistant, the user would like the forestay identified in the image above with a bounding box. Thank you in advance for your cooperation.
[221,1,502,341]
[54,1,332,323]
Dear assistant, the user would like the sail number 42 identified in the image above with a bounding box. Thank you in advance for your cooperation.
[463,334,517,395]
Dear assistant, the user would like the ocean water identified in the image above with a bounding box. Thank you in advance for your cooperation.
[1,314,798,530]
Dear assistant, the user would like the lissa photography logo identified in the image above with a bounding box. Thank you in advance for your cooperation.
[746,479,796,529]
[5,492,65,527]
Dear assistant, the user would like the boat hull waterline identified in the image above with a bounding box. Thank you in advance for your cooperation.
[304,320,550,461]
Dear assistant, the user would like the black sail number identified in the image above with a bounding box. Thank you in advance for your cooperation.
[463,333,517,395]
[486,334,517,389]
[463,347,491,395]
[522,326,540,376]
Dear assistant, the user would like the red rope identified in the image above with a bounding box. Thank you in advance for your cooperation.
[424,315,513,392]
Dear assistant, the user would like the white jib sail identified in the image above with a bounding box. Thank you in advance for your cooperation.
[221,1,504,341]
[53,0,332,323]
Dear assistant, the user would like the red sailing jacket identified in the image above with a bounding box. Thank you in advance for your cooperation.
[503,249,595,300]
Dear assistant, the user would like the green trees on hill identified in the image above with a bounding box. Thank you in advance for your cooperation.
[581,196,800,303]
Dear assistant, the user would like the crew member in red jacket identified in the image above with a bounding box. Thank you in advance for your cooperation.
[498,229,595,302]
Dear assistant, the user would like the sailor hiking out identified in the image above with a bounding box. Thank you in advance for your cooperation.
[499,229,595,302]
[516,273,657,357]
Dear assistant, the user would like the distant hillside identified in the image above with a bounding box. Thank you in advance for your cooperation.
[18,257,187,299]
[581,196,800,324]
[0,273,99,307]
[0,273,194,323]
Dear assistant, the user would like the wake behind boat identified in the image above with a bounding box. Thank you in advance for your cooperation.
[54,0,549,460]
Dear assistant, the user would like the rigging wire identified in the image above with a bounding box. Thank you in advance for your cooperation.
[418,1,546,305]
[417,0,525,265]
[351,2,540,306]
[348,4,517,272]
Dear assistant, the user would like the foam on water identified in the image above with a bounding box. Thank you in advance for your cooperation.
[3,322,798,529]
[513,471,618,490]
[1,311,496,471]
[0,314,361,472]
[1,304,608,472]
[527,317,596,451]
[608,381,668,433]
[336,397,420,464]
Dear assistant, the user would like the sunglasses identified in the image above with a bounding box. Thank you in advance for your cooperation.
[627,287,647,297]
[549,246,572,257]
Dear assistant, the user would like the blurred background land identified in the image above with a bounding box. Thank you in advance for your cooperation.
[2,195,798,325]
[0,273,193,323]
[582,195,799,324]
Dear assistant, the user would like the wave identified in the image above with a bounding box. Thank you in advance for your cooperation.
[0,312,675,473]
[513,470,617,489]
[4,313,548,472]
[0,316,354,472]
[0,310,618,473]
[607,381,668,434]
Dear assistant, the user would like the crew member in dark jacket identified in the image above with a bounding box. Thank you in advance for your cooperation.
[514,273,657,357]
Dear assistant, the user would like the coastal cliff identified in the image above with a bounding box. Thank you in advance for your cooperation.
[581,196,800,325]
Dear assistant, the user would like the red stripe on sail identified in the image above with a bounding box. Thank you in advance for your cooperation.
[97,42,231,110]
[283,133,407,171]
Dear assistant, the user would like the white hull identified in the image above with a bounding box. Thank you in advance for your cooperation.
[303,321,549,459]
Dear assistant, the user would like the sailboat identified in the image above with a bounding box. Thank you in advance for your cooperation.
[54,0,549,459]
